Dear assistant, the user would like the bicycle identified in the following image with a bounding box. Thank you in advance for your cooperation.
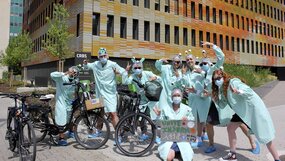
[28,80,110,149]
[1,93,37,161]
[114,80,160,157]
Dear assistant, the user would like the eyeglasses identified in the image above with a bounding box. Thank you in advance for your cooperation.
[134,67,141,69]
[199,62,208,66]
[186,58,193,62]
[174,61,181,64]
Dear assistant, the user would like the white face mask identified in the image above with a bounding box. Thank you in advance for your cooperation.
[201,64,209,72]
[215,78,224,87]
[134,69,142,75]
[172,96,182,104]
[99,57,107,64]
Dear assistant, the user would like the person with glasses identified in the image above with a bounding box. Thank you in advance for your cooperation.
[155,54,184,113]
[212,69,280,161]
[50,66,79,146]
[83,48,128,143]
[122,57,161,142]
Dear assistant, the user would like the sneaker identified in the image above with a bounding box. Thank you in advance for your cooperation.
[218,152,237,161]
[155,136,161,144]
[139,134,150,141]
[204,145,216,153]
[113,137,122,146]
[197,141,203,147]
[88,131,102,138]
[202,133,209,141]
[190,141,198,149]
[67,131,75,138]
[251,140,260,154]
[58,139,68,146]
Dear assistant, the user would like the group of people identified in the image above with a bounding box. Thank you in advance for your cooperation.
[51,41,280,161]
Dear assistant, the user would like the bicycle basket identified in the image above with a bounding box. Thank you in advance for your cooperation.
[85,97,104,110]
[144,80,163,101]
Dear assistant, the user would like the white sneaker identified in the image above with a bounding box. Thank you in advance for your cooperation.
[218,152,237,161]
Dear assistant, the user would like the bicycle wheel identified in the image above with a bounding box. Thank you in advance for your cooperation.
[74,112,110,149]
[29,110,49,142]
[115,112,156,157]
[19,121,36,161]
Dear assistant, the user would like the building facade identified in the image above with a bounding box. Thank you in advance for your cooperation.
[23,0,285,84]
[10,0,23,37]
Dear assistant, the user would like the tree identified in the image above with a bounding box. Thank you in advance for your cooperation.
[43,3,72,72]
[0,32,33,86]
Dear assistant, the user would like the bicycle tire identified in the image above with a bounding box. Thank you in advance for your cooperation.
[19,120,36,161]
[74,113,110,149]
[29,110,49,142]
[115,112,156,157]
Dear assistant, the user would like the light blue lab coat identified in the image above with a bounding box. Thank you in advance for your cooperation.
[226,78,275,144]
[158,103,194,161]
[122,70,162,120]
[188,45,225,122]
[50,72,75,126]
[84,60,127,112]
[155,60,183,111]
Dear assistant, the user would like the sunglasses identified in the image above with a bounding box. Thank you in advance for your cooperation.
[174,61,181,64]
[186,58,193,62]
[99,55,107,58]
[134,67,141,69]
[214,76,222,80]
[199,62,208,66]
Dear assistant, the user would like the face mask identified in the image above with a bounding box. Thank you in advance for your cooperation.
[172,96,182,104]
[99,57,107,64]
[134,69,142,75]
[215,78,224,87]
[201,64,209,72]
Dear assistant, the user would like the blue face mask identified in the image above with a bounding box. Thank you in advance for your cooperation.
[215,78,224,87]
[99,57,107,64]
[134,69,142,75]
[172,96,182,104]
[201,64,209,72]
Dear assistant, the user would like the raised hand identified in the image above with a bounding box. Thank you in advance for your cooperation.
[185,86,196,94]
[112,67,120,75]
[161,58,169,63]
[201,41,214,46]
[125,62,131,72]
[182,65,188,74]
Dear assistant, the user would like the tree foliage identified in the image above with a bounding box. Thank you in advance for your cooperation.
[43,3,72,60]
[0,32,33,73]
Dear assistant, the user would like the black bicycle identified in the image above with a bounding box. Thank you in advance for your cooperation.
[28,80,110,149]
[114,80,160,157]
[1,93,37,161]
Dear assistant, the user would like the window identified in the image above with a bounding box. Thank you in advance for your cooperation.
[165,0,170,13]
[107,15,114,37]
[133,0,139,6]
[236,15,239,29]
[144,0,150,8]
[241,16,244,30]
[251,40,254,54]
[226,36,229,50]
[165,24,170,43]
[260,42,263,55]
[183,28,188,45]
[199,4,203,20]
[268,44,271,56]
[92,13,100,36]
[264,43,267,55]
[246,18,249,31]
[213,33,217,45]
[183,0,187,17]
[174,26,179,44]
[121,0,127,4]
[263,23,266,35]
[132,19,139,40]
[219,10,223,25]
[242,39,245,52]
[199,30,203,47]
[247,39,250,53]
[267,24,270,36]
[255,20,258,33]
[219,34,223,49]
[206,6,210,22]
[155,23,160,42]
[213,8,216,23]
[231,13,234,28]
[237,38,240,52]
[256,41,258,54]
[191,29,196,46]
[76,13,80,37]
[225,11,229,26]
[258,1,261,14]
[259,22,262,34]
[231,37,235,51]
[155,0,160,11]
[120,17,127,39]
[174,0,179,15]
[191,2,195,18]
[144,21,150,41]
[206,32,210,48]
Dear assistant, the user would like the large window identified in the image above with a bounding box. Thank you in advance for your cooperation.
[133,0,139,6]
[120,17,127,39]
[226,36,229,50]
[183,28,188,45]
[199,4,203,20]
[121,0,127,4]
[76,13,80,37]
[219,34,223,49]
[199,31,203,47]
[92,13,100,36]
[144,0,150,8]
[155,23,160,42]
[225,11,228,26]
[165,0,170,13]
[174,0,179,15]
[165,24,170,43]
[174,26,179,44]
[219,10,223,25]
[206,32,210,48]
[213,33,217,45]
[206,6,210,22]
[144,21,150,41]
[231,37,235,51]
[191,2,195,18]
[155,0,160,11]
[231,13,234,28]
[213,8,216,23]
[183,0,187,17]
[132,19,139,40]
[191,29,196,46]
[237,38,240,52]
[107,15,114,37]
